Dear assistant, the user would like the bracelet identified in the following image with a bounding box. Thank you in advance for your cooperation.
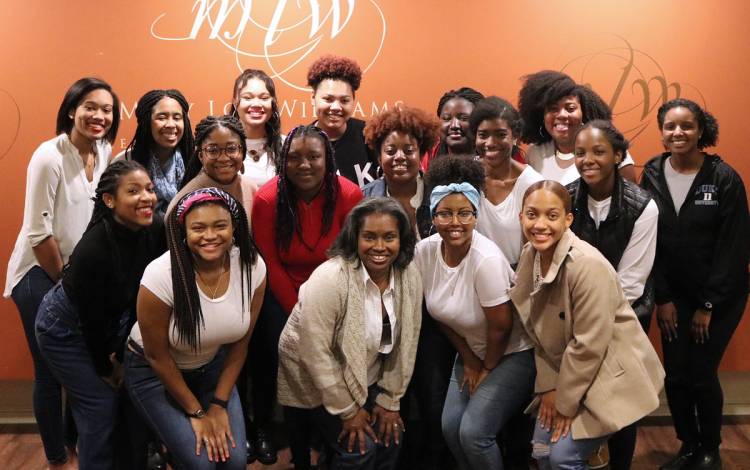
[186,408,206,419]
[210,397,228,409]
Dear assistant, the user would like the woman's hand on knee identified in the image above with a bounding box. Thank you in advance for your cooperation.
[190,415,218,461]
[207,405,236,462]
[538,390,557,431]
[101,353,123,389]
[371,405,404,447]
[338,407,378,454]
[550,413,572,443]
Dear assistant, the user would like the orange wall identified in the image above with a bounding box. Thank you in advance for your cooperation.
[1,0,749,378]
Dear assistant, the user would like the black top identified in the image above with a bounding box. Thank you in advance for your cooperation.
[361,176,434,239]
[62,215,166,375]
[640,153,750,311]
[567,176,655,319]
[316,118,378,188]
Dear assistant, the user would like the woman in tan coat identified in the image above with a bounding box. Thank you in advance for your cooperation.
[509,180,664,470]
[277,197,422,470]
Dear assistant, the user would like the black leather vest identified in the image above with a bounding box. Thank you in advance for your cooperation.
[567,177,655,320]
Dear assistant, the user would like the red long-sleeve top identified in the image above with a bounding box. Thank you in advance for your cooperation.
[251,176,363,314]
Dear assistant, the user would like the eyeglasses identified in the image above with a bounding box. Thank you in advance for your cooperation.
[201,144,242,160]
[433,209,476,225]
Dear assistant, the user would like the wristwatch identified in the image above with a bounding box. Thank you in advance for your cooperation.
[187,408,206,419]
[703,301,713,313]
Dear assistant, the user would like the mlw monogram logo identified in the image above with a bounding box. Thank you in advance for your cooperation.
[150,0,386,91]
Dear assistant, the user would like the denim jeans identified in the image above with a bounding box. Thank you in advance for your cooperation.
[311,384,401,470]
[124,346,246,470]
[441,349,535,470]
[35,283,124,469]
[531,419,608,470]
[11,266,71,464]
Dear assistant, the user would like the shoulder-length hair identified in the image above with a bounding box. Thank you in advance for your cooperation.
[56,77,120,143]
[327,197,416,271]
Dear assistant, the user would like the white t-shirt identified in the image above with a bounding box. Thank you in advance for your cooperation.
[476,166,544,265]
[243,137,277,187]
[526,141,636,185]
[414,232,532,359]
[586,196,659,303]
[360,266,397,386]
[130,247,266,369]
[664,157,698,214]
[4,134,111,296]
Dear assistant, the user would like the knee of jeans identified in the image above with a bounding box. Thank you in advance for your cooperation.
[339,434,378,459]
[547,442,582,468]
[458,419,489,451]
[531,439,550,460]
[665,373,690,388]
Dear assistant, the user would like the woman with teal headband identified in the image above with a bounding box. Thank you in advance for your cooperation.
[414,155,535,469]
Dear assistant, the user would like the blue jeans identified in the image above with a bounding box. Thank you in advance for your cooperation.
[442,349,535,470]
[124,346,246,470]
[531,420,608,470]
[11,266,72,464]
[35,283,124,469]
[311,384,401,470]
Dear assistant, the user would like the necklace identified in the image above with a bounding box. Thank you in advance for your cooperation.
[247,142,268,162]
[195,254,229,299]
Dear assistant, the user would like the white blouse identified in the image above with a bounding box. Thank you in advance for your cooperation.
[4,134,111,296]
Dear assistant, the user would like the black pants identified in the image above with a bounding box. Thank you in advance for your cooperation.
[662,293,746,450]
[238,286,288,432]
[397,310,455,470]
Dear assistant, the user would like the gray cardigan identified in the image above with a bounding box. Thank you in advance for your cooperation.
[277,256,423,418]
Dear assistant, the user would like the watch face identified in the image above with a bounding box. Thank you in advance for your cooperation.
[194,409,206,418]
[704,302,713,310]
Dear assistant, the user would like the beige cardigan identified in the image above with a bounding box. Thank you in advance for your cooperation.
[277,257,422,419]
[509,230,664,439]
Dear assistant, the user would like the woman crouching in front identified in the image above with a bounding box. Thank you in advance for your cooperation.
[125,187,266,469]
[510,180,664,470]
[277,197,422,470]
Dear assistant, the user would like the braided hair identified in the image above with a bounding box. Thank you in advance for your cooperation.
[231,69,283,165]
[83,160,150,283]
[275,125,339,251]
[181,115,247,189]
[125,89,193,176]
[435,87,485,155]
[166,187,258,351]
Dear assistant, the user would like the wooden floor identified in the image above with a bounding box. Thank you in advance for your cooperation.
[2,424,749,469]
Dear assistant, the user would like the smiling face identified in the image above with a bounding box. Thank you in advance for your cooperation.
[520,188,573,258]
[574,127,620,190]
[150,97,184,152]
[198,126,244,184]
[358,212,400,281]
[433,193,476,251]
[544,95,583,151]
[379,130,420,186]
[185,203,234,263]
[103,169,157,230]
[235,77,273,131]
[439,97,474,153]
[286,135,326,200]
[475,117,515,167]
[313,79,354,138]
[69,88,114,143]
[661,106,701,157]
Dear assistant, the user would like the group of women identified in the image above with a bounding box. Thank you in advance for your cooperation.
[4,56,747,470]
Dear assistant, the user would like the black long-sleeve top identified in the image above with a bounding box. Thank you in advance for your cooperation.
[640,152,750,311]
[62,214,166,376]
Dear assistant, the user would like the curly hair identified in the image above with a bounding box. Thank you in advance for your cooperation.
[327,197,416,270]
[425,154,485,194]
[276,125,339,251]
[518,70,611,145]
[657,98,719,149]
[576,119,630,159]
[180,115,247,189]
[363,106,441,155]
[307,55,362,93]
